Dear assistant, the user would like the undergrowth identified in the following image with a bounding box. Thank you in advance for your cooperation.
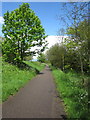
[52,69,89,119]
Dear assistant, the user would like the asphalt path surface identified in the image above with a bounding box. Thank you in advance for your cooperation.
[2,66,66,119]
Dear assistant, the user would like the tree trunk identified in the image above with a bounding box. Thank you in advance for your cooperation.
[62,55,64,71]
[79,52,84,75]
[21,42,23,61]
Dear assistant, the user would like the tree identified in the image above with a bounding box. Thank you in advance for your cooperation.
[58,2,89,74]
[2,3,47,63]
[0,36,5,57]
[46,44,65,69]
[37,53,46,63]
[58,28,66,71]
[65,19,90,74]
[58,2,88,30]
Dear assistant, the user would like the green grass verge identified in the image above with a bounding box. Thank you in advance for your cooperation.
[2,61,45,102]
[52,69,89,119]
[0,57,2,103]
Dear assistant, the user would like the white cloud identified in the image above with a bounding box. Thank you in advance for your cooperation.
[46,35,68,49]
[33,35,68,60]
[0,16,4,24]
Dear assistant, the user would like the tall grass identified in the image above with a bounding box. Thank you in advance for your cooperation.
[2,61,45,102]
[52,69,89,119]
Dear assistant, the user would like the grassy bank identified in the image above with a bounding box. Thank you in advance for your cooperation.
[24,61,45,71]
[52,69,89,119]
[2,61,45,102]
[0,57,2,103]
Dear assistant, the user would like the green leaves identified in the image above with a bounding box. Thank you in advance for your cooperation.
[2,3,47,63]
[46,44,65,69]
[37,53,46,63]
[65,19,90,73]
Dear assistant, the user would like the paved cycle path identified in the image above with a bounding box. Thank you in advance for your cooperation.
[2,66,66,118]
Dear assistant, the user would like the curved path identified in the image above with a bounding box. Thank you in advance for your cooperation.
[2,66,66,119]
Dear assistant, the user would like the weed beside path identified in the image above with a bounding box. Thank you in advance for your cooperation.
[2,61,45,102]
[52,69,89,119]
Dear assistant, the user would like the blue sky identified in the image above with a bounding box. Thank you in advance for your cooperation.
[0,2,88,37]
[0,1,88,59]
[0,2,67,37]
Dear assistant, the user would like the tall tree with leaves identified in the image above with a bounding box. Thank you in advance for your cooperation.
[66,19,90,73]
[2,3,47,63]
[46,44,65,69]
[58,2,89,74]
